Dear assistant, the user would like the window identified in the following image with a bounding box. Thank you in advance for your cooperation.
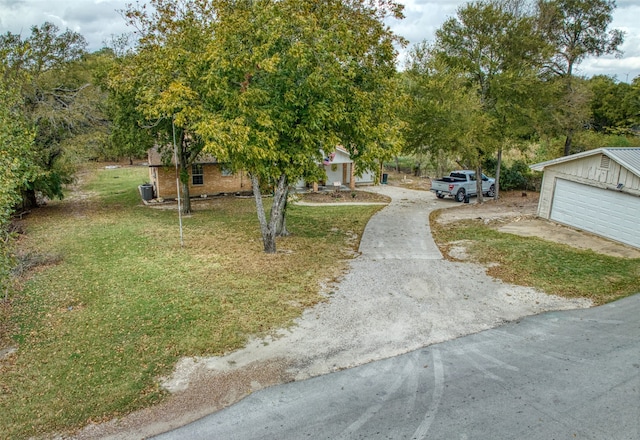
[192,164,204,185]
[221,165,233,176]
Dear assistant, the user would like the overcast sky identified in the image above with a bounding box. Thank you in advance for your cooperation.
[1,0,639,82]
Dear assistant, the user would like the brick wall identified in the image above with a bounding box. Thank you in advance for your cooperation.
[150,164,248,199]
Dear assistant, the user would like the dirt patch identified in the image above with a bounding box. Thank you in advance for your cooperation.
[435,190,539,223]
[435,191,640,259]
[297,189,390,204]
[383,170,432,191]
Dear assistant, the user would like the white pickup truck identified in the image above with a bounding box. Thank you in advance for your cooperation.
[430,170,496,202]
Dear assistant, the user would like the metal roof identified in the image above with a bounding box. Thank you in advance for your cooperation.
[530,147,640,178]
[605,148,640,176]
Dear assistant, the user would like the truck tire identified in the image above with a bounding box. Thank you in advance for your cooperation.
[486,184,495,198]
[455,189,466,202]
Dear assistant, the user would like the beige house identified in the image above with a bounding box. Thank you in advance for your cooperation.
[294,146,376,190]
[148,146,376,199]
[147,148,249,199]
[530,147,640,249]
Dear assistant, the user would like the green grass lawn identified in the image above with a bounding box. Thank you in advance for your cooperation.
[0,165,384,439]
[430,211,640,305]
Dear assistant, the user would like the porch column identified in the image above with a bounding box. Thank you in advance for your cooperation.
[342,164,348,187]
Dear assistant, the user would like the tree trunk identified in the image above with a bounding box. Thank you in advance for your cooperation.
[563,129,573,156]
[269,174,289,243]
[275,186,290,237]
[181,179,192,214]
[476,164,484,205]
[22,188,38,209]
[563,71,575,157]
[251,173,288,253]
[494,147,502,200]
[251,174,275,253]
[176,131,191,214]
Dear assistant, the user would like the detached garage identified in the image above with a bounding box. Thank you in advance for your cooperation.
[530,148,640,249]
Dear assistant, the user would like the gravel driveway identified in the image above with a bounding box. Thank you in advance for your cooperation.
[73,186,591,439]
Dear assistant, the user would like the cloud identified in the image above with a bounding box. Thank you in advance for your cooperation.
[1,0,637,81]
[0,0,134,49]
[388,1,461,47]
[59,0,130,47]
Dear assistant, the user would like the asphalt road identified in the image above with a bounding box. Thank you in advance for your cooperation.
[154,293,640,440]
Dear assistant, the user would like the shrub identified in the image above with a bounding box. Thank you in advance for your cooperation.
[484,158,537,191]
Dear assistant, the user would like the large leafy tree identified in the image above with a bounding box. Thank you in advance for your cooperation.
[118,0,217,214]
[118,0,403,251]
[0,23,97,206]
[0,66,38,296]
[91,45,155,164]
[403,43,491,175]
[537,0,625,155]
[588,75,638,134]
[426,0,547,200]
[194,0,404,253]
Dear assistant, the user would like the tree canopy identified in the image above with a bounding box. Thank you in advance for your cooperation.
[120,0,405,252]
[406,0,548,200]
[0,66,38,295]
[404,0,629,197]
[0,23,108,205]
[537,0,625,155]
[538,0,624,78]
[588,74,639,134]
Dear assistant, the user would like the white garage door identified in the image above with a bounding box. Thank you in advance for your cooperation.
[551,179,640,249]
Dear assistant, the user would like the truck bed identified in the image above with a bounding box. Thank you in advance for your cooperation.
[432,176,465,183]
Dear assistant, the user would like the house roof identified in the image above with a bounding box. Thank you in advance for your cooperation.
[322,146,353,165]
[530,147,640,178]
[149,145,354,167]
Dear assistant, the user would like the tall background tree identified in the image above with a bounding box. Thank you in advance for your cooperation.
[92,43,156,164]
[588,74,639,135]
[408,0,547,201]
[117,0,218,214]
[0,23,106,206]
[537,0,625,155]
[403,43,491,179]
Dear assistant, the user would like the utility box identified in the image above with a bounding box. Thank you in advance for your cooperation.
[140,184,154,201]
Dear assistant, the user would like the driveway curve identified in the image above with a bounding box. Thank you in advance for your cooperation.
[356,185,443,260]
[73,186,591,439]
